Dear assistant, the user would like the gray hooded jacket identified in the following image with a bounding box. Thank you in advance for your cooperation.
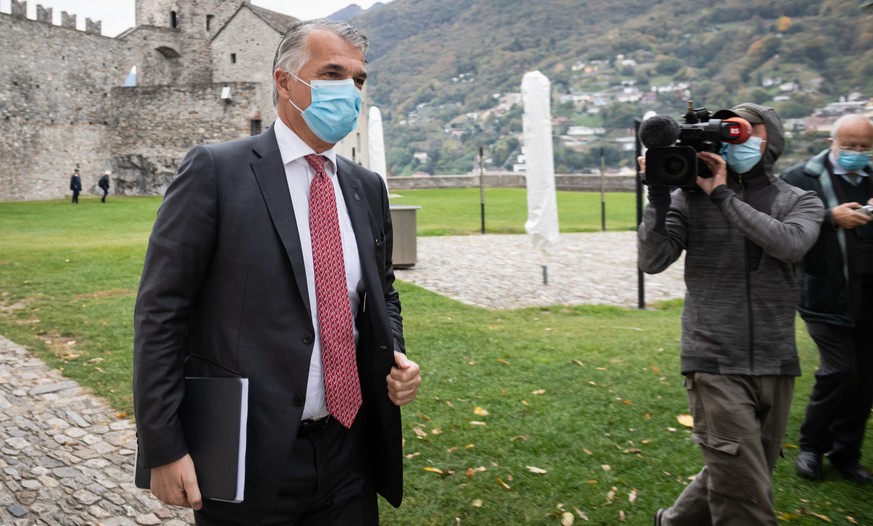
[638,103,824,376]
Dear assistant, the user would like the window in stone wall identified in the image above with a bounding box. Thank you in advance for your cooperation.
[231,53,237,64]
[251,119,262,136]
[171,11,178,29]
[207,14,214,31]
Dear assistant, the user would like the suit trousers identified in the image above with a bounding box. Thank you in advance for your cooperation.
[194,416,377,526]
[798,320,873,465]
[661,373,794,526]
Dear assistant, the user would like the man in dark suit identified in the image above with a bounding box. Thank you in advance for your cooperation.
[69,168,81,204]
[133,19,421,525]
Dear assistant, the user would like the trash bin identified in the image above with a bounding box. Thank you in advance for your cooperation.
[389,205,421,269]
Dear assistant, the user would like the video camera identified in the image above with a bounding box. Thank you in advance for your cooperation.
[638,101,752,188]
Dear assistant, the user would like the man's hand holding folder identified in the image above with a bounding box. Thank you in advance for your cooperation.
[135,377,248,505]
[150,454,203,510]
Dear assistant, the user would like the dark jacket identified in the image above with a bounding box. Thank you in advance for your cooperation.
[638,103,824,376]
[69,174,81,191]
[133,125,406,522]
[98,175,110,190]
[781,149,873,325]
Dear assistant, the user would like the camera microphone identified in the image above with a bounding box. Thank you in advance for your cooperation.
[720,117,752,144]
[639,115,680,148]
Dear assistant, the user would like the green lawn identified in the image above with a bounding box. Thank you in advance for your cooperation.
[0,194,870,525]
[389,188,639,235]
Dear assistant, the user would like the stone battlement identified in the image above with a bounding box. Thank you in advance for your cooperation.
[5,0,102,35]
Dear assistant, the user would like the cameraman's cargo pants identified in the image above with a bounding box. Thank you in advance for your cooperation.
[660,373,794,526]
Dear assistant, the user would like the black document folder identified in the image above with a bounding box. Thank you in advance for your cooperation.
[134,377,249,503]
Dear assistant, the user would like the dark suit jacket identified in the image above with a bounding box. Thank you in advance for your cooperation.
[133,125,405,522]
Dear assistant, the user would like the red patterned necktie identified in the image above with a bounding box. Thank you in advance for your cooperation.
[305,154,361,429]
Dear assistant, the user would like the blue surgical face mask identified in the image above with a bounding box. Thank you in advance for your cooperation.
[722,136,764,174]
[838,150,870,172]
[288,74,362,144]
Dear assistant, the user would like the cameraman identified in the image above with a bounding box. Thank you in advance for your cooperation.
[782,114,873,485]
[639,103,824,526]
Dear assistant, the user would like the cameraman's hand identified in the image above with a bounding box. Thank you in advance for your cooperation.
[696,152,728,196]
[639,155,671,207]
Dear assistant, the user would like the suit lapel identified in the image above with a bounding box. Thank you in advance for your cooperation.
[250,126,312,318]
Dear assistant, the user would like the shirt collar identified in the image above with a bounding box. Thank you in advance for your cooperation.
[273,118,338,172]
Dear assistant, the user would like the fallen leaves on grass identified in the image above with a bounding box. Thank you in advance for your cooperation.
[676,414,694,427]
[495,476,511,490]
[473,406,489,416]
[526,466,547,474]
[423,466,455,478]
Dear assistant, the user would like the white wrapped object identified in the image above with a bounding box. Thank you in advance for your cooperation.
[368,106,388,188]
[522,71,559,259]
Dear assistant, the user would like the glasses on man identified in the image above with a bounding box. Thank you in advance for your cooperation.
[837,143,872,154]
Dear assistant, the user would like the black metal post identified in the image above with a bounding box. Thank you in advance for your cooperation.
[634,118,645,309]
[600,147,606,231]
[479,146,486,234]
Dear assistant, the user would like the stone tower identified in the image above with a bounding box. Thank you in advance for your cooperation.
[135,0,250,38]
[128,0,250,86]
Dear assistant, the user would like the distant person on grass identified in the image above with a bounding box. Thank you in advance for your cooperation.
[638,103,824,526]
[98,170,110,203]
[69,168,81,204]
[782,114,873,485]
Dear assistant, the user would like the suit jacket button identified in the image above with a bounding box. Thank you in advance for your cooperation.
[303,333,314,345]
[293,395,304,406]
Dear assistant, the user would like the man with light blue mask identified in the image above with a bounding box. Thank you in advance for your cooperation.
[133,18,421,526]
[783,114,873,486]
[641,102,824,526]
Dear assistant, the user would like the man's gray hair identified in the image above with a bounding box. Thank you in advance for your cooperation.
[272,19,368,107]
[831,113,873,138]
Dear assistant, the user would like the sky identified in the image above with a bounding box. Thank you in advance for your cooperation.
[0,0,391,37]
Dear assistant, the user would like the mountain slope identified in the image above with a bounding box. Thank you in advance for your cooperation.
[350,0,873,174]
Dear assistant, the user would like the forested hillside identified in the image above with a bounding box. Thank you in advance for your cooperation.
[348,0,873,175]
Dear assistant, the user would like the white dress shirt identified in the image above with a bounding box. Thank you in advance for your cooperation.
[273,118,363,421]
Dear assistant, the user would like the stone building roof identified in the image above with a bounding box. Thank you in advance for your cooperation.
[246,4,300,34]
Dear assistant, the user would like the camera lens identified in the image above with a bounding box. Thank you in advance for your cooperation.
[645,146,698,188]
[658,153,692,184]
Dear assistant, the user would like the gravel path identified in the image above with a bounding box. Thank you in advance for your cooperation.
[395,231,685,309]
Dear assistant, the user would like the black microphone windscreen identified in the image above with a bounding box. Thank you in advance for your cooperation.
[639,115,681,148]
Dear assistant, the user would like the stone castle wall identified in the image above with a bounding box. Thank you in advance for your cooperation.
[0,1,377,202]
[109,81,265,196]
[0,1,269,201]
[0,7,129,200]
